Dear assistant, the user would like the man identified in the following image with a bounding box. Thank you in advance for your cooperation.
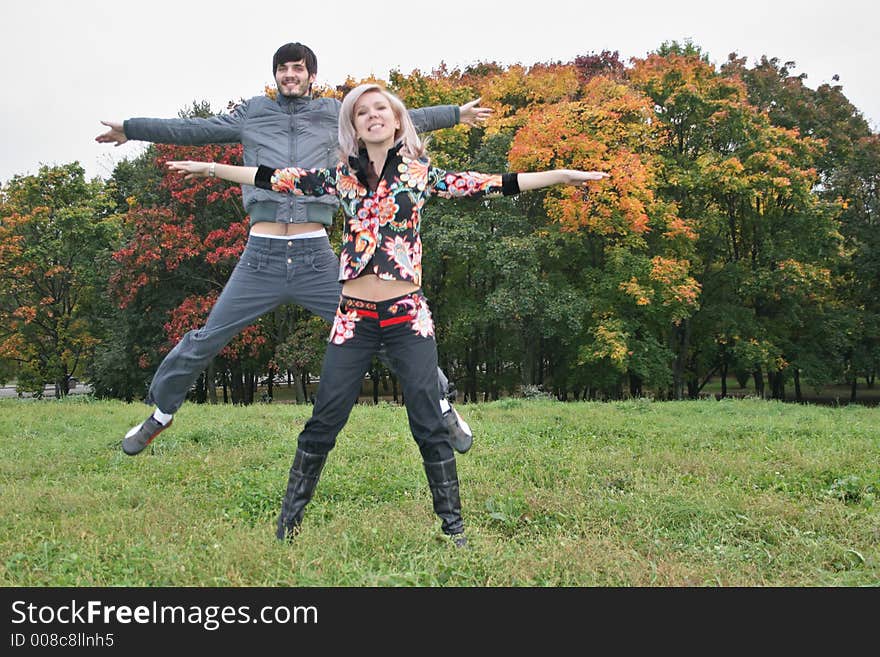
[97,42,482,456]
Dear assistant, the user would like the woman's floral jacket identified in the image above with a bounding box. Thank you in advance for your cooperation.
[255,143,519,286]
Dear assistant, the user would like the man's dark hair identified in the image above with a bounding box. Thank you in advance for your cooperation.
[273,42,318,77]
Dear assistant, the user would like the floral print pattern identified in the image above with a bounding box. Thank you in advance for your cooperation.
[330,307,360,345]
[267,146,509,287]
[328,292,436,345]
[389,293,435,338]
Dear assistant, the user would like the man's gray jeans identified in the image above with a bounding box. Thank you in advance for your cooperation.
[146,234,449,413]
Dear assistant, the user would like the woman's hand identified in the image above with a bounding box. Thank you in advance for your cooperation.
[166,161,258,186]
[166,161,213,180]
[561,170,610,186]
[516,170,610,192]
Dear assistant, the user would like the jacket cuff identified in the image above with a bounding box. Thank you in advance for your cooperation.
[502,173,520,196]
[453,105,461,124]
[255,165,276,190]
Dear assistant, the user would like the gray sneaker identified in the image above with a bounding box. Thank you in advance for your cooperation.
[122,416,172,456]
[443,405,473,454]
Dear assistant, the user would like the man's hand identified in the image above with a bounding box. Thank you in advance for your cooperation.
[95,121,127,146]
[459,98,493,127]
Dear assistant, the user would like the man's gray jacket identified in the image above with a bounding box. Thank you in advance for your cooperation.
[124,94,460,226]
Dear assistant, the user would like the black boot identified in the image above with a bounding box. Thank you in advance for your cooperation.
[423,457,467,547]
[276,449,327,540]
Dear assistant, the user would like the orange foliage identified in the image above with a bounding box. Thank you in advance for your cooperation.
[649,256,701,316]
[628,52,749,107]
[155,144,242,209]
[663,216,698,241]
[619,277,654,306]
[12,305,37,323]
[509,76,671,237]
[109,207,200,308]
[478,64,580,134]
[205,219,249,266]
[0,334,27,359]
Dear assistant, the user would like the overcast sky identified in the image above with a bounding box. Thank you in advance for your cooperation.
[1,0,877,185]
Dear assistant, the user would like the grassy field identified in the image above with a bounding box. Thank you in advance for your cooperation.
[0,396,877,586]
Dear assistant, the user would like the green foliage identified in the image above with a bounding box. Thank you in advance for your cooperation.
[106,145,168,212]
[87,326,150,402]
[0,163,121,395]
[1,51,877,406]
[653,39,711,62]
[0,358,14,386]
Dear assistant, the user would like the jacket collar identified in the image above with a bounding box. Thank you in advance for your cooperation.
[349,141,404,186]
[276,92,312,109]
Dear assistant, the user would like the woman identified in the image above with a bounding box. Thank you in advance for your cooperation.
[168,83,608,547]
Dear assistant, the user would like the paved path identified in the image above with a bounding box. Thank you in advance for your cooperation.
[0,383,93,399]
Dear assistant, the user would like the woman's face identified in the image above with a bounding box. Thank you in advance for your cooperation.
[353,90,400,147]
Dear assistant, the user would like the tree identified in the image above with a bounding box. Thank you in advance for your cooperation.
[508,74,700,399]
[273,314,328,403]
[81,58,877,406]
[832,134,880,395]
[0,163,119,396]
[91,98,264,403]
[723,54,879,398]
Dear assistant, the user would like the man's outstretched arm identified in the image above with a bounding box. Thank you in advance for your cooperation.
[95,103,247,147]
[409,97,493,133]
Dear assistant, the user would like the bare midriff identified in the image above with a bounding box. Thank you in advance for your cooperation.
[342,274,419,302]
[249,221,326,236]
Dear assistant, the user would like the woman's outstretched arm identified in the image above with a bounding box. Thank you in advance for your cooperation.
[430,168,609,200]
[167,161,338,197]
[167,161,258,185]
[516,170,609,191]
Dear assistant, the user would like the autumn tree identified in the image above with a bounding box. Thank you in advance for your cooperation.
[508,72,700,399]
[389,59,701,400]
[83,56,875,405]
[629,44,842,399]
[723,54,879,398]
[0,163,119,396]
[89,98,286,404]
[831,133,880,396]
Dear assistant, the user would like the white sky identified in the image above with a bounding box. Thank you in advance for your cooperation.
[1,0,877,185]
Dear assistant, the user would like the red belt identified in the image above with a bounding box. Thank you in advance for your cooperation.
[354,309,410,327]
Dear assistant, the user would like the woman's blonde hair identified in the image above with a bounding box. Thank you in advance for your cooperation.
[338,84,427,162]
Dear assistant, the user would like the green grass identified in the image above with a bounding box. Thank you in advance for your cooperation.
[0,396,878,586]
